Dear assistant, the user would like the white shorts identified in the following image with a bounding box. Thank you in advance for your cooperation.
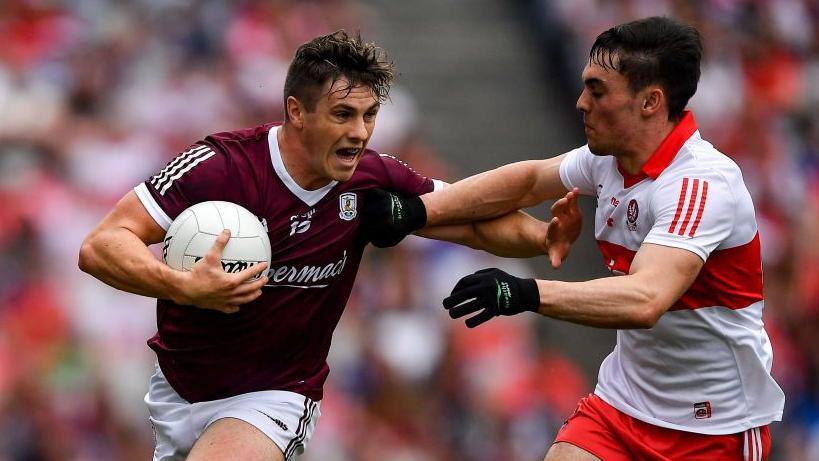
[144,364,320,461]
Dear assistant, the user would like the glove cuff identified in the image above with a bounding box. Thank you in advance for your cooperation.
[518,278,541,312]
[404,195,427,231]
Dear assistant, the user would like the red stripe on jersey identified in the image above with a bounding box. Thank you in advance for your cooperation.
[596,240,637,274]
[678,178,700,235]
[688,180,709,237]
[671,233,763,310]
[597,234,763,311]
[668,177,689,234]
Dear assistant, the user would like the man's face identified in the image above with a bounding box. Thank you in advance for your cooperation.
[300,78,379,185]
[575,56,644,156]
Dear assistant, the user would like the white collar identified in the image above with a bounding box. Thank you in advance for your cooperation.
[268,125,337,206]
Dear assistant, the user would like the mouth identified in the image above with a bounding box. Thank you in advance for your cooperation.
[335,147,362,164]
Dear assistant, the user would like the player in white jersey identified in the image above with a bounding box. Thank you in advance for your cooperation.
[364,16,784,460]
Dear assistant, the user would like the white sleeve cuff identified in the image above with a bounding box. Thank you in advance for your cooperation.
[134,183,172,230]
[642,236,708,262]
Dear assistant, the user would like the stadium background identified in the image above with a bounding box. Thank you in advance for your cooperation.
[0,0,817,459]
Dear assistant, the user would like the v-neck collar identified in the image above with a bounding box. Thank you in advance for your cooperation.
[268,125,338,206]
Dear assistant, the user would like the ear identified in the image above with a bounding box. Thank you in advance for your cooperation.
[640,86,664,117]
[286,96,305,129]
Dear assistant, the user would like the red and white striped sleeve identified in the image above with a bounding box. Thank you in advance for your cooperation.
[642,172,735,261]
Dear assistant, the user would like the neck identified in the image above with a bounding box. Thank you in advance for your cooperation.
[616,116,677,175]
[278,122,331,190]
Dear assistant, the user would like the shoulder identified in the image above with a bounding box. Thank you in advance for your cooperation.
[204,122,278,155]
[352,150,420,178]
[656,134,747,197]
[648,136,756,232]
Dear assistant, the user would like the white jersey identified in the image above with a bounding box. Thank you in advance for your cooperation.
[558,112,784,434]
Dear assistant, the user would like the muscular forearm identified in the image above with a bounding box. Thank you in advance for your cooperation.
[79,227,183,301]
[422,162,540,226]
[422,156,567,226]
[469,212,548,257]
[536,275,665,329]
[416,211,548,258]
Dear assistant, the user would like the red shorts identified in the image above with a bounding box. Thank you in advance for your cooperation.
[554,394,770,461]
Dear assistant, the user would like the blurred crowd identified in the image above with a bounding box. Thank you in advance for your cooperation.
[530,0,819,459]
[1,0,816,460]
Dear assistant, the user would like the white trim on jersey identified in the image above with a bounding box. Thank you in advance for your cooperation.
[159,150,216,195]
[134,183,173,230]
[268,126,338,207]
[150,145,208,185]
[150,145,216,195]
[432,179,446,191]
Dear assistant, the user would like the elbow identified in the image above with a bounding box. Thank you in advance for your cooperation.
[630,289,666,329]
[77,236,99,275]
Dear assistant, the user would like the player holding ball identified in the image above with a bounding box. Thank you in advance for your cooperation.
[79,31,581,461]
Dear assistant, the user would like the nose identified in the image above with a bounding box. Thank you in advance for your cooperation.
[348,117,369,142]
[576,89,589,114]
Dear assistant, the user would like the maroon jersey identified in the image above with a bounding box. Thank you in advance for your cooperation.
[134,123,434,403]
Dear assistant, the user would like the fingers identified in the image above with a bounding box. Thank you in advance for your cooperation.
[443,277,483,315]
[566,187,580,211]
[550,196,569,215]
[446,296,484,319]
[548,217,563,269]
[235,261,269,283]
[549,247,563,269]
[465,309,495,328]
[551,188,581,214]
[205,229,231,263]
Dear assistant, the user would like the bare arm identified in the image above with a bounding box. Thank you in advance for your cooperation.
[417,211,549,258]
[78,191,267,313]
[421,154,568,226]
[535,243,703,328]
[417,188,582,264]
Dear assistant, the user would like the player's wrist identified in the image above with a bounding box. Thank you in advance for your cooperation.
[403,194,427,231]
[163,267,194,305]
[517,277,541,312]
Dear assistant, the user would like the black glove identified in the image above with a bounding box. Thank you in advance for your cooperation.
[443,268,540,328]
[360,188,427,248]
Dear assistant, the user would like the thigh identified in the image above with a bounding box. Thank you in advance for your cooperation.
[544,442,602,461]
[188,417,284,461]
[193,390,320,460]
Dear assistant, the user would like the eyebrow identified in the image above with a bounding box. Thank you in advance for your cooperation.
[330,102,381,112]
[584,77,605,88]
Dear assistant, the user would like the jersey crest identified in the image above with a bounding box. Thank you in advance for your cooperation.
[338,192,357,221]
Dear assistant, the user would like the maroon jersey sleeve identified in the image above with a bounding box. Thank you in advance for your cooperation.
[135,142,231,229]
[374,153,436,196]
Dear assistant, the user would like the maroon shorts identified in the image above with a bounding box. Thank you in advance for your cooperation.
[554,394,770,461]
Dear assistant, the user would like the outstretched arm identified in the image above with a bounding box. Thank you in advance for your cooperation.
[78,191,268,313]
[422,154,568,226]
[360,155,569,248]
[533,243,702,328]
[444,243,703,328]
[417,188,582,265]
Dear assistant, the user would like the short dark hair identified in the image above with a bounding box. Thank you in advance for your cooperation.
[283,30,394,118]
[589,16,703,121]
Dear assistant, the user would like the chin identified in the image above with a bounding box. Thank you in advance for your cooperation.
[331,169,356,182]
[587,142,611,157]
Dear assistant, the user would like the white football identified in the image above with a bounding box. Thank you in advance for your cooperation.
[162,201,271,280]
